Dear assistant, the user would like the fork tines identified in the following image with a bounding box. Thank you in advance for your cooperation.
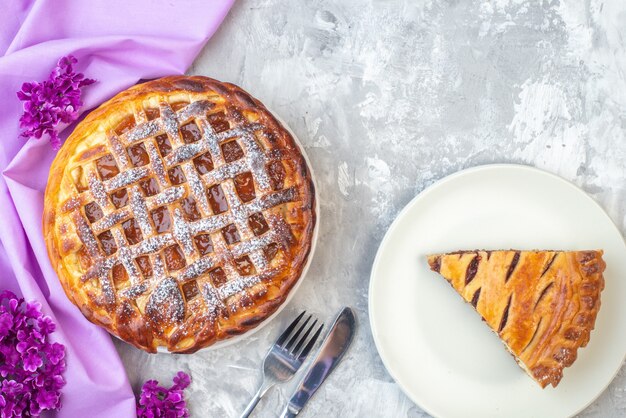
[277,311,324,360]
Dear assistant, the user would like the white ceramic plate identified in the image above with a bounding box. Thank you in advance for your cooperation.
[155,113,319,352]
[369,164,626,418]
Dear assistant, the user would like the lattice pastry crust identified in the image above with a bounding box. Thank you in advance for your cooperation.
[43,76,316,353]
[428,250,605,388]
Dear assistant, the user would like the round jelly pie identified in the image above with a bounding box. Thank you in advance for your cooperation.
[43,76,316,353]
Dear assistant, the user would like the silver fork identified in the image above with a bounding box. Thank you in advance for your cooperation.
[240,311,324,418]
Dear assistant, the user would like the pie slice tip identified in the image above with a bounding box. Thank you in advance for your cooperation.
[427,249,605,388]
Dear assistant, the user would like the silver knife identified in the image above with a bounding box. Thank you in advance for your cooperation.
[279,307,356,418]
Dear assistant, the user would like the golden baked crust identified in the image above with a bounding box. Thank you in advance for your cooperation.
[427,250,605,388]
[43,76,316,353]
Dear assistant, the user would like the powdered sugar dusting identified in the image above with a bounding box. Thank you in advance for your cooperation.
[172,209,194,256]
[152,185,185,207]
[197,119,223,166]
[219,275,260,299]
[136,234,175,256]
[248,249,268,271]
[105,167,149,191]
[239,132,271,191]
[111,228,141,284]
[178,100,212,123]
[88,172,109,208]
[221,181,252,240]
[146,278,184,324]
[182,164,210,213]
[166,141,208,166]
[179,257,214,282]
[73,211,100,258]
[159,104,180,143]
[125,120,160,144]
[201,284,223,320]
[202,159,248,185]
[108,136,130,169]
[231,234,273,258]
[129,186,154,236]
[93,208,130,233]
[189,212,231,236]
[145,140,169,188]
[120,282,147,299]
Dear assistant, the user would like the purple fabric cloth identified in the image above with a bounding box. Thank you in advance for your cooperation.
[0,1,234,416]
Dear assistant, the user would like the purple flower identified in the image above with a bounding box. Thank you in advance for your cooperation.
[47,343,65,365]
[137,372,191,418]
[37,316,56,335]
[22,348,43,372]
[0,290,66,417]
[171,371,190,391]
[2,380,24,396]
[35,389,59,410]
[23,301,41,319]
[16,55,96,150]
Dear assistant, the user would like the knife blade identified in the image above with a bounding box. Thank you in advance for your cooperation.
[279,307,356,418]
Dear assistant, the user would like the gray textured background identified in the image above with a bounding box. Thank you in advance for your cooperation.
[115,0,626,416]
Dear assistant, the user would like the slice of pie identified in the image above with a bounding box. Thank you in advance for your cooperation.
[427,250,605,388]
